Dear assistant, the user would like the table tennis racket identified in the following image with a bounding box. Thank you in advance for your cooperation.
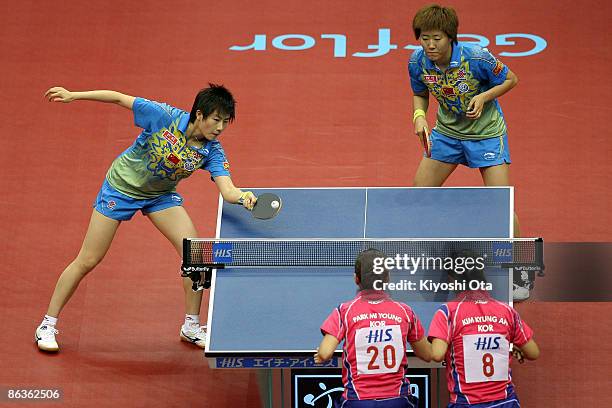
[420,127,432,158]
[240,192,282,219]
[511,347,525,364]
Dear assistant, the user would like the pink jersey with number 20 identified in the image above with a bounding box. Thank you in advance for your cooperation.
[320,291,425,400]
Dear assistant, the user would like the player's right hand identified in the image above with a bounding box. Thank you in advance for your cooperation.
[511,348,525,364]
[239,191,257,210]
[45,87,75,103]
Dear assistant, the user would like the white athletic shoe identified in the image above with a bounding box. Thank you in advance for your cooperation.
[513,284,531,302]
[513,269,533,302]
[35,325,59,352]
[180,324,207,348]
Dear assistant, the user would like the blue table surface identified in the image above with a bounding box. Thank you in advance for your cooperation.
[207,188,512,354]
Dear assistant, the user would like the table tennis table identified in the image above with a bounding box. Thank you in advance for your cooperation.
[203,187,514,408]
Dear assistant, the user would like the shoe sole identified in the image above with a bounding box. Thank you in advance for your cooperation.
[512,292,531,302]
[35,335,59,352]
[180,331,206,349]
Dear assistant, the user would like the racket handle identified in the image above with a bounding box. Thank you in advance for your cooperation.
[420,129,431,158]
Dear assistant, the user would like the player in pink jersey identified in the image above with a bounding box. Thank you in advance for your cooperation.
[315,249,431,407]
[428,249,540,407]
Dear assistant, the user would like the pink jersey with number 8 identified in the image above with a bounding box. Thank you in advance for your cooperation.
[428,291,534,405]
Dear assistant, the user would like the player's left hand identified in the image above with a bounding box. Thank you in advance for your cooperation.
[239,191,257,210]
[466,94,486,119]
[313,348,323,364]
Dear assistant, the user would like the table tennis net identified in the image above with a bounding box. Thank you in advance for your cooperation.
[182,238,543,268]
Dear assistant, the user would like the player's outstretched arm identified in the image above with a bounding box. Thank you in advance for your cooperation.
[515,339,540,361]
[410,337,432,362]
[314,334,340,363]
[45,87,135,110]
[214,176,256,210]
[430,338,448,363]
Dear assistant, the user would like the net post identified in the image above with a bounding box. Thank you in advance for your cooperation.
[183,238,192,266]
[536,237,545,277]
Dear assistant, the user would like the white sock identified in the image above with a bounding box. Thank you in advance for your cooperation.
[184,314,199,327]
[42,315,58,327]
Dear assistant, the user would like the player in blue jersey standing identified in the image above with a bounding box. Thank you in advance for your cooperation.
[35,85,256,352]
[408,5,530,300]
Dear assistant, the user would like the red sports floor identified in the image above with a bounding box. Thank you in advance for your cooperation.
[1,0,611,406]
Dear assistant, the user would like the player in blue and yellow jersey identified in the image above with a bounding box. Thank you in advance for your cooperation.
[408,5,531,300]
[408,5,520,232]
[35,85,256,352]
[409,5,518,176]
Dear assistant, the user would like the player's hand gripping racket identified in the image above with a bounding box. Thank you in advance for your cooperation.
[240,192,282,219]
[419,127,432,158]
[511,347,525,364]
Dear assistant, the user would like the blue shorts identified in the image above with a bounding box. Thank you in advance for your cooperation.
[429,130,511,168]
[448,394,520,408]
[93,179,184,221]
[338,396,417,408]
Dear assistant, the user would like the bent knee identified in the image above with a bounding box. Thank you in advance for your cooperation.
[73,254,105,274]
